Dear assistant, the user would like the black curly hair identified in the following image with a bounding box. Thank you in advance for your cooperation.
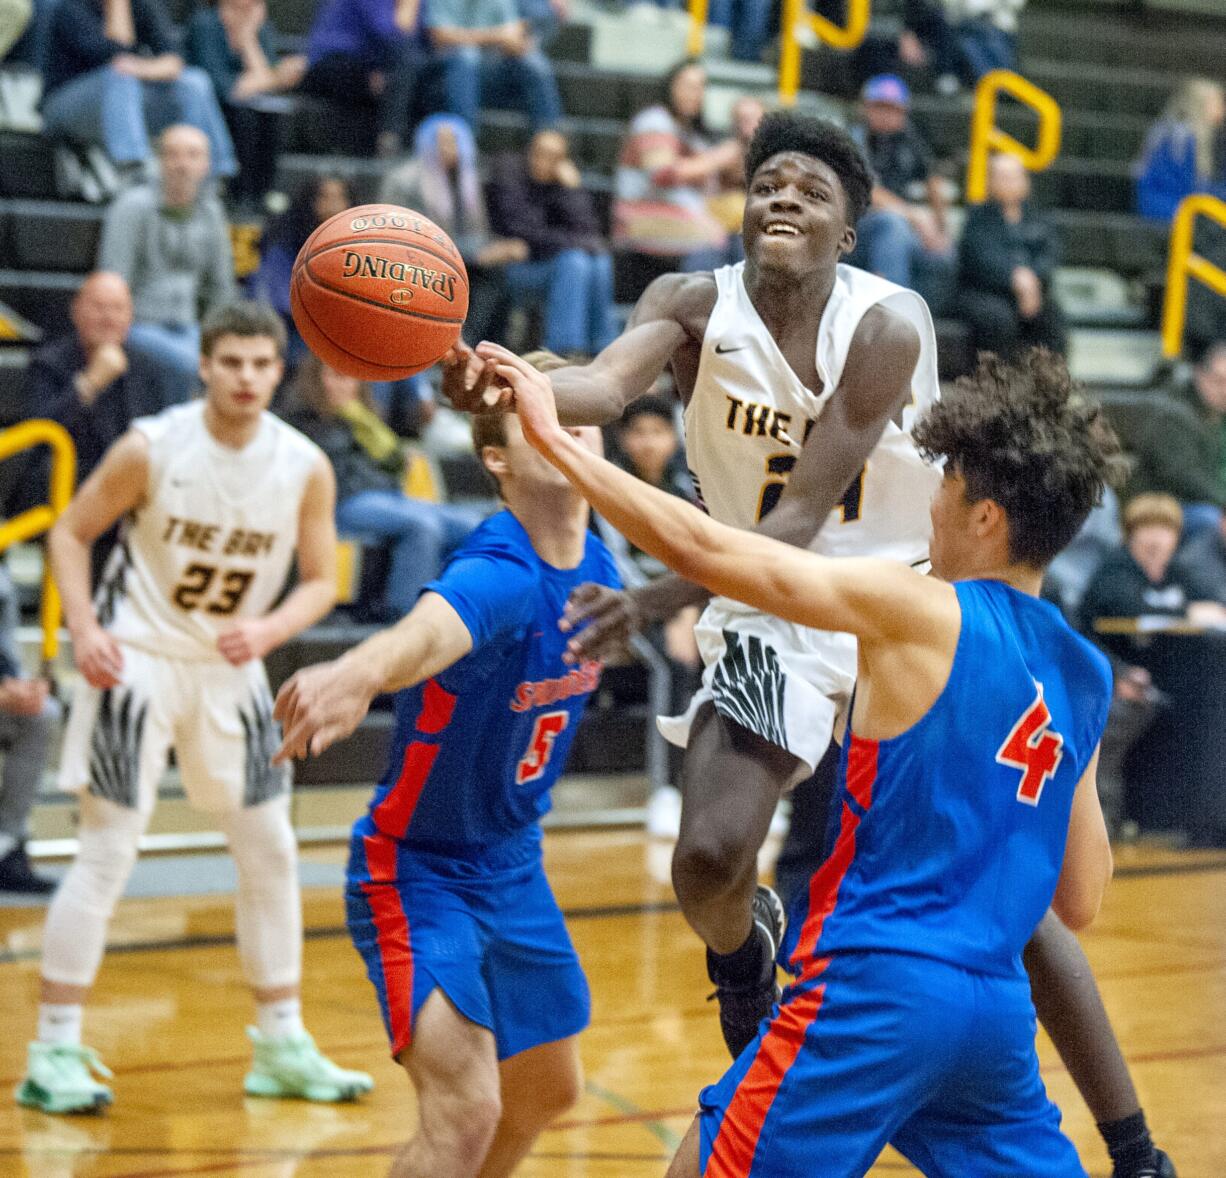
[744,112,873,226]
[912,349,1128,568]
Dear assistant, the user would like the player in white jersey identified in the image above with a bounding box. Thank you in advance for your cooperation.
[447,115,1178,1178]
[17,302,374,1115]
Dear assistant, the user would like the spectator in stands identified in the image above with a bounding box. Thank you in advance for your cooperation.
[938,0,1024,84]
[98,124,238,384]
[0,561,58,894]
[487,130,617,357]
[254,173,353,360]
[382,115,527,346]
[1176,511,1226,606]
[425,0,562,133]
[284,356,482,620]
[956,152,1065,360]
[613,59,732,269]
[1135,78,1226,222]
[1081,494,1226,846]
[605,394,699,838]
[847,75,953,309]
[186,0,306,212]
[18,272,184,486]
[707,0,772,63]
[40,0,237,182]
[705,95,766,255]
[301,0,430,158]
[1124,343,1226,538]
[1136,79,1226,357]
[0,0,31,60]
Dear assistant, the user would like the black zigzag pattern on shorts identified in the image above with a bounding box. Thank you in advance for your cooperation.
[88,688,148,809]
[240,689,290,807]
[95,536,132,627]
[709,629,788,749]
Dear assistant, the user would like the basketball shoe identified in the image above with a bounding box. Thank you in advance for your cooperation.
[1115,1150,1177,1178]
[707,884,786,1059]
[243,1028,374,1102]
[15,1042,113,1113]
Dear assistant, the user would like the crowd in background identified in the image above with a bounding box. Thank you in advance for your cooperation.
[0,0,1223,864]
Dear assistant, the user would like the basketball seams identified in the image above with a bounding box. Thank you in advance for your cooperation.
[302,256,467,326]
[305,236,465,275]
[292,268,430,378]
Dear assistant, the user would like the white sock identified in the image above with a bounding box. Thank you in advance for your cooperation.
[256,997,304,1040]
[0,832,17,858]
[38,1003,83,1046]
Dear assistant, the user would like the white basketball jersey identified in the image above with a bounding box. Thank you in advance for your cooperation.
[98,401,321,661]
[685,262,941,567]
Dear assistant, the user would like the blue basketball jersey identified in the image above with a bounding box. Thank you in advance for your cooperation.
[356,509,620,850]
[782,579,1113,982]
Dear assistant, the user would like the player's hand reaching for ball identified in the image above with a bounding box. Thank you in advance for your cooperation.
[440,341,512,414]
[272,659,377,763]
[480,343,566,452]
[217,618,277,666]
[72,621,124,690]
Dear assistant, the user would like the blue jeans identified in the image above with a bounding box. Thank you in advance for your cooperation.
[846,209,954,309]
[41,63,238,177]
[955,20,1016,83]
[437,46,561,131]
[336,489,482,617]
[504,249,617,356]
[127,322,201,386]
[706,0,773,62]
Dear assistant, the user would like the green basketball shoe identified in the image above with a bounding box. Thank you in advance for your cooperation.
[243,1028,374,1102]
[15,1042,113,1114]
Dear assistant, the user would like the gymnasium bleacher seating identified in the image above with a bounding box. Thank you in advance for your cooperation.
[3,0,1224,797]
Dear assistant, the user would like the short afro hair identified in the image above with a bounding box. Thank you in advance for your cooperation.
[912,349,1128,568]
[744,112,873,226]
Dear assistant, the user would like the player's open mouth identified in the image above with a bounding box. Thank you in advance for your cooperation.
[763,222,801,237]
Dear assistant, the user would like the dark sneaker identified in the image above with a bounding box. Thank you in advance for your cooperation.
[0,845,56,894]
[1114,1149,1178,1178]
[706,885,786,1060]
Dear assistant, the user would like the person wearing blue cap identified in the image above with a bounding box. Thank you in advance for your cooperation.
[847,74,954,312]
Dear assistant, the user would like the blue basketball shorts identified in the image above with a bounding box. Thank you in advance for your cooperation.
[345,824,590,1061]
[698,950,1087,1178]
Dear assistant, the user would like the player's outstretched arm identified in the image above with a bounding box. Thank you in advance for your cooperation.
[493,348,953,646]
[217,456,338,666]
[273,591,474,762]
[48,429,150,689]
[441,273,703,425]
[1051,747,1113,930]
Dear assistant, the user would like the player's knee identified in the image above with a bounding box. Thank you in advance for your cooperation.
[673,821,746,899]
[442,1086,503,1160]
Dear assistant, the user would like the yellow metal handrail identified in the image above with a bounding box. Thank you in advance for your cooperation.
[0,421,77,665]
[965,70,1062,204]
[1161,193,1226,358]
[778,0,870,105]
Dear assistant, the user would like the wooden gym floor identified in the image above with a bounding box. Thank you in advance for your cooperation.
[0,831,1223,1178]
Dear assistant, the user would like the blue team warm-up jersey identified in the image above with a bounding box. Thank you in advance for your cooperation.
[357,510,620,850]
[782,579,1113,982]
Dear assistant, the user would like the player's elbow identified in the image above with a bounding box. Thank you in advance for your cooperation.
[1052,844,1113,931]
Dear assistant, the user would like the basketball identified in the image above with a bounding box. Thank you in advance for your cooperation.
[290,203,469,381]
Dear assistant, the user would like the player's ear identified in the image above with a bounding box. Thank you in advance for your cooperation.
[838,223,857,256]
[480,443,509,484]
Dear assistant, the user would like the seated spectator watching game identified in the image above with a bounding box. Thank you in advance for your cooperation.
[98,124,238,384]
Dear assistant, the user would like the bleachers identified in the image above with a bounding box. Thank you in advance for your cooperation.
[2,0,1222,796]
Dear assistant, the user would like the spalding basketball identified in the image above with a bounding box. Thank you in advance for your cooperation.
[290,203,469,381]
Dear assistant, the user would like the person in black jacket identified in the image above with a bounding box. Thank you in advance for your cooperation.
[957,152,1066,360]
[488,129,618,357]
[40,0,236,179]
[9,272,185,580]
